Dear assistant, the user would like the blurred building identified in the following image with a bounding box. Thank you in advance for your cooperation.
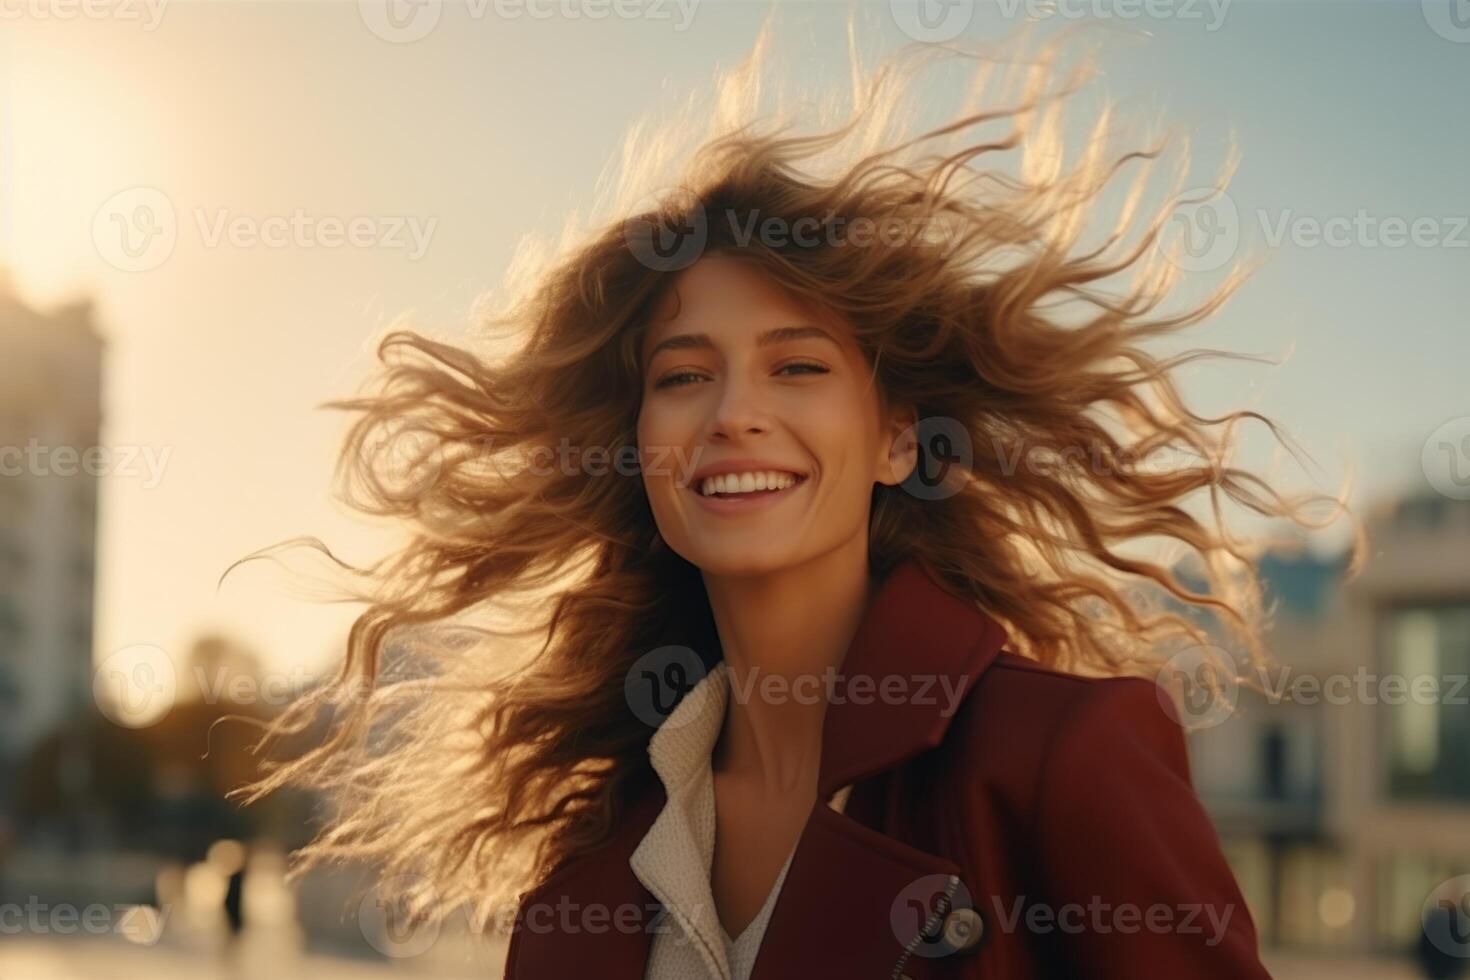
[1191,493,1470,957]
[1339,494,1470,955]
[0,277,104,814]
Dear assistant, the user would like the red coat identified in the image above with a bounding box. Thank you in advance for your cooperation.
[504,559,1271,978]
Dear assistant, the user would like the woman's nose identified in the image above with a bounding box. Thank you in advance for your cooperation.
[707,377,771,440]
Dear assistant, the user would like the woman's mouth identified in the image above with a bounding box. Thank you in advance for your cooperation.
[696,470,803,497]
[687,469,808,512]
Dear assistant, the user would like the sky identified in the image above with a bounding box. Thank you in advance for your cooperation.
[0,0,1465,681]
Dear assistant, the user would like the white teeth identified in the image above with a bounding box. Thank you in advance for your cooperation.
[698,470,800,496]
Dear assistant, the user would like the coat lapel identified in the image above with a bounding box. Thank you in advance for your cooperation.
[505,558,1010,979]
[814,559,1010,798]
[505,783,665,980]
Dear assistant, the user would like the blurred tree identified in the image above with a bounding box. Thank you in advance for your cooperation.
[14,632,323,860]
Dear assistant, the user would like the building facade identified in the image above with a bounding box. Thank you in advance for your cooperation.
[1189,495,1470,956]
[0,281,104,809]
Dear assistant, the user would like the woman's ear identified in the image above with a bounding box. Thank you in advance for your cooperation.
[877,404,919,487]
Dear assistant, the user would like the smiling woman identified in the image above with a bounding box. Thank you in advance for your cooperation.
[638,256,913,577]
[229,18,1362,980]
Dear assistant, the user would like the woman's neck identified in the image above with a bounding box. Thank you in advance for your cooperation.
[702,535,873,795]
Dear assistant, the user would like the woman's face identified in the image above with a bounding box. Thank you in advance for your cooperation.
[636,253,915,578]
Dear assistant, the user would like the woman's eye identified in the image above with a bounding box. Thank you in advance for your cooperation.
[652,362,826,388]
[775,361,829,377]
[653,370,707,389]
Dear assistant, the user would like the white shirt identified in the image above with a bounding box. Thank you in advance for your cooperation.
[629,659,853,980]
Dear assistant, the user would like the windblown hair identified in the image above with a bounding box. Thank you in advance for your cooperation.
[232,20,1362,935]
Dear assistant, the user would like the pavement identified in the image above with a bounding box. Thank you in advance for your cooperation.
[1265,952,1424,979]
[0,935,1433,979]
[0,935,498,980]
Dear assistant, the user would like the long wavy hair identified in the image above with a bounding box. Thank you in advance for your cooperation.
[231,19,1363,935]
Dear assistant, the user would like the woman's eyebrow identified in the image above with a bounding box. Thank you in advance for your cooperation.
[644,325,837,366]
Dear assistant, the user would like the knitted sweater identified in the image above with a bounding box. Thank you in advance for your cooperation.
[629,659,853,980]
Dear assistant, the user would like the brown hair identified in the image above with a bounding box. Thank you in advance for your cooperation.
[230,21,1363,934]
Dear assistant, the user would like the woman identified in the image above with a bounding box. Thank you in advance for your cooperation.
[236,23,1359,980]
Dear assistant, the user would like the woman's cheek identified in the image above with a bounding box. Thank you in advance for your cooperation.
[638,414,688,517]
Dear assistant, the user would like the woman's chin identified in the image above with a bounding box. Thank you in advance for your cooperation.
[686,546,809,580]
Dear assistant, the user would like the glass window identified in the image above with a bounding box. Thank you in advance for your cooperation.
[1382,603,1470,801]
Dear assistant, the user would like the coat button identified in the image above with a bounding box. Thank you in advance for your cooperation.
[938,907,985,954]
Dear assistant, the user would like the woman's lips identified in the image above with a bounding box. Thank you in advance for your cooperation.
[685,473,811,514]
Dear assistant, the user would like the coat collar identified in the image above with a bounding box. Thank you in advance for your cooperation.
[505,557,1011,979]
[813,557,1011,798]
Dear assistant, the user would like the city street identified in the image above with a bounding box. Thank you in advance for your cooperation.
[0,934,504,980]
[0,935,1429,980]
